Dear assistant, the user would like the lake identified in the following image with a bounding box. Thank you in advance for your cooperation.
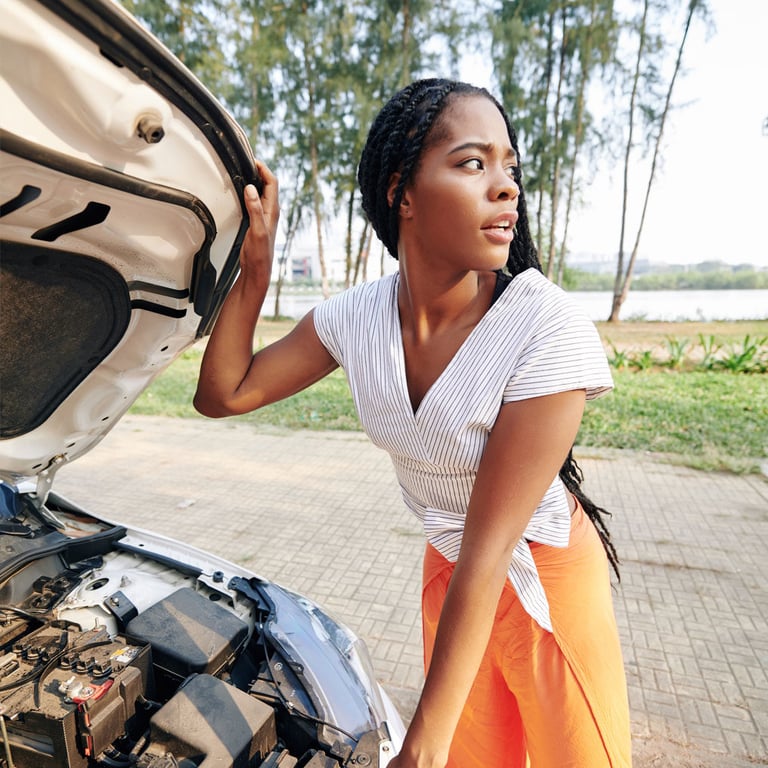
[265,287,768,323]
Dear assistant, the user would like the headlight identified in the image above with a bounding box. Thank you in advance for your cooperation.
[261,583,403,754]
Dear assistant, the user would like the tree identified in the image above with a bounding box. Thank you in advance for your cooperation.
[608,0,707,321]
[490,0,618,283]
[333,0,466,288]
[555,0,617,284]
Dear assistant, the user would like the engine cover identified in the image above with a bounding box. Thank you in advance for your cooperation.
[124,587,249,695]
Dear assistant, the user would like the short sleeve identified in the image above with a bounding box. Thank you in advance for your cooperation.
[312,290,347,367]
[312,274,398,370]
[503,291,613,403]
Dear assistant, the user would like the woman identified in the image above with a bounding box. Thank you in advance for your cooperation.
[194,78,632,768]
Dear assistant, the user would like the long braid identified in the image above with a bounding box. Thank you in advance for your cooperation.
[358,79,619,580]
[559,450,620,579]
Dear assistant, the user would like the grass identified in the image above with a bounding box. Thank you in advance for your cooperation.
[579,370,767,473]
[131,319,768,475]
[134,345,361,431]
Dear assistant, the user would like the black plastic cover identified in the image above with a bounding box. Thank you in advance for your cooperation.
[142,674,277,767]
[125,587,248,680]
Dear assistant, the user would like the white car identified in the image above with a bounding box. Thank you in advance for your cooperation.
[0,1,405,766]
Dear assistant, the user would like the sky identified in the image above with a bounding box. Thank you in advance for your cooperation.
[463,0,768,268]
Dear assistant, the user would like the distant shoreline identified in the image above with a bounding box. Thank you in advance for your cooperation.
[265,287,768,323]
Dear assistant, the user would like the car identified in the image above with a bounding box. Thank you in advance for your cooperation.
[0,1,405,766]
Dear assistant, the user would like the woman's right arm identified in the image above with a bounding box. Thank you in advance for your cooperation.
[194,161,338,418]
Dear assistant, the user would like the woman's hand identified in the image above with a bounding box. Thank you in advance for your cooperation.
[383,708,450,768]
[239,159,280,285]
[194,158,337,418]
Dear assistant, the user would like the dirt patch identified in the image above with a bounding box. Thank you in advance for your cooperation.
[633,733,767,767]
[594,319,768,348]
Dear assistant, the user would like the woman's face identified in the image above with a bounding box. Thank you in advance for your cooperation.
[397,94,520,273]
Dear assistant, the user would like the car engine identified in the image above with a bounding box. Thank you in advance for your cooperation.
[0,491,395,768]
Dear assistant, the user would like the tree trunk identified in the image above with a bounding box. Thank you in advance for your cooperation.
[344,186,354,288]
[362,226,372,282]
[615,0,699,312]
[309,134,329,297]
[546,7,569,281]
[272,184,302,320]
[558,0,599,285]
[400,0,413,85]
[300,25,329,299]
[534,10,556,261]
[609,0,649,322]
[353,220,371,285]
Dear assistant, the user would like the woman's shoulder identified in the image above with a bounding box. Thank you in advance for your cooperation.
[498,268,574,312]
[313,273,397,331]
[331,272,397,304]
[496,269,598,337]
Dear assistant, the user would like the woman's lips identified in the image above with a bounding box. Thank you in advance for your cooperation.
[481,212,518,244]
[482,226,516,245]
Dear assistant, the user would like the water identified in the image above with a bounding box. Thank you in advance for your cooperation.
[265,287,768,323]
[566,289,768,322]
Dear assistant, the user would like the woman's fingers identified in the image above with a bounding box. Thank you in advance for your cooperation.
[253,160,279,224]
[239,160,279,278]
[244,183,259,202]
[243,162,279,237]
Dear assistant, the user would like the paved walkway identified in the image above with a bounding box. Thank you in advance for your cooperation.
[53,415,768,767]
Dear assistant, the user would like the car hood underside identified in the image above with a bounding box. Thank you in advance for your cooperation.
[0,0,255,484]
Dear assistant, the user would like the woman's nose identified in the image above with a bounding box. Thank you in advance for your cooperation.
[491,166,519,200]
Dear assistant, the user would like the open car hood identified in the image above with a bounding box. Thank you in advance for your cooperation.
[0,0,255,483]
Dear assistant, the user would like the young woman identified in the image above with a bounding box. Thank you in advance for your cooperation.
[194,78,632,768]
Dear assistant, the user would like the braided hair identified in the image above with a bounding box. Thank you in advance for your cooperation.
[357,78,620,580]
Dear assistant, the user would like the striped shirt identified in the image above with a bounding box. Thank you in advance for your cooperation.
[313,268,613,631]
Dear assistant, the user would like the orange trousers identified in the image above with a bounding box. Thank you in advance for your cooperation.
[422,503,632,767]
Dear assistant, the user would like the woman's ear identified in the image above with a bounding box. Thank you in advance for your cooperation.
[386,173,400,208]
[387,173,413,218]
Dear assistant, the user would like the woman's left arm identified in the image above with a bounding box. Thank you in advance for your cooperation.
[391,388,586,768]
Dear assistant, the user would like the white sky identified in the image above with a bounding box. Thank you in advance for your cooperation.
[462,0,768,268]
[579,0,768,267]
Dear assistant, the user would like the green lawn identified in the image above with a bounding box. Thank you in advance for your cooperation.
[578,370,766,472]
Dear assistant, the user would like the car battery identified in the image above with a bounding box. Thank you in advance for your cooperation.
[0,624,151,768]
[125,587,248,695]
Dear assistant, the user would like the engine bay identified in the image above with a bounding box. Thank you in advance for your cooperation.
[0,489,394,768]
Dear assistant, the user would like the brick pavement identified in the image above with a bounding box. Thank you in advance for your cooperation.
[53,415,768,767]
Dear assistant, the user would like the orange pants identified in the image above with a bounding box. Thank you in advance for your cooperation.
[422,503,632,767]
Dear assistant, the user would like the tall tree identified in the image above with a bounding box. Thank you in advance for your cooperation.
[544,4,570,279]
[609,0,706,321]
[122,0,236,98]
[334,0,462,287]
[491,1,556,260]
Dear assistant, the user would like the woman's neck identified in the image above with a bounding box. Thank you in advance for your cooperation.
[397,265,495,344]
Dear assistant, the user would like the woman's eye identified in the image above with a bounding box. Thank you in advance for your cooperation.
[461,158,483,170]
[506,164,519,177]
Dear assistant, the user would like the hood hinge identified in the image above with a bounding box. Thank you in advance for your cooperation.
[30,454,67,529]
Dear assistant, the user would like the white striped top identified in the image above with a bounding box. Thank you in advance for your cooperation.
[313,268,613,631]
